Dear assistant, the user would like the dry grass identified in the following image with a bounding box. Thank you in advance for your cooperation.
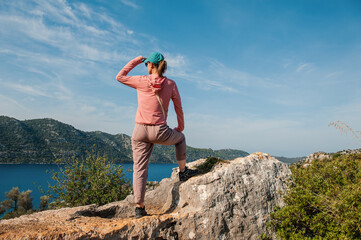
[329,121,361,143]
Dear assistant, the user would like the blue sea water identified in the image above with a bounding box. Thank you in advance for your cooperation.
[0,163,177,209]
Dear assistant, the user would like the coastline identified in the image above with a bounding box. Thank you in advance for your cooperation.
[0,162,176,165]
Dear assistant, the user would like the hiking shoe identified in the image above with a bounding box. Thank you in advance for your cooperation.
[179,166,198,181]
[135,206,148,218]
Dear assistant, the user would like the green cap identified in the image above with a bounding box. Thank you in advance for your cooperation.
[144,52,164,64]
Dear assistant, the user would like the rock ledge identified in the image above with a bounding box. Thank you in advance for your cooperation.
[0,152,291,240]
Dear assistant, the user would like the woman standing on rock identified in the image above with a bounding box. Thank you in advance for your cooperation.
[116,52,198,218]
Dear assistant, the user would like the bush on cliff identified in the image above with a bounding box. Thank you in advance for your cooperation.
[269,153,361,239]
[0,187,36,219]
[195,157,229,174]
[46,150,131,207]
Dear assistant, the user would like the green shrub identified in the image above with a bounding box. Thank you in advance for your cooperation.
[269,153,361,239]
[195,157,229,174]
[47,150,131,207]
[0,187,38,220]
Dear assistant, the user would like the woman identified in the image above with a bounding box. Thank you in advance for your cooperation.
[116,52,197,218]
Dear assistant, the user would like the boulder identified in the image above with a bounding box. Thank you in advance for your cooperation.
[0,152,291,240]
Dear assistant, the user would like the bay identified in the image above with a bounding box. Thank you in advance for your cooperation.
[0,163,177,209]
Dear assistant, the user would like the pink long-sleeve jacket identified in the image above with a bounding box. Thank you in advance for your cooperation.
[116,56,184,132]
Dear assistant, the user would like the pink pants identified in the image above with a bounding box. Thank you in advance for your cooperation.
[131,123,186,203]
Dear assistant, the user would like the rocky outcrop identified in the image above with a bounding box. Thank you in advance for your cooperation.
[0,152,291,240]
[298,148,361,167]
[300,151,332,167]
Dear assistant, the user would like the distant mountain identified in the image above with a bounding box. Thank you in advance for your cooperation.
[274,156,305,165]
[0,116,249,164]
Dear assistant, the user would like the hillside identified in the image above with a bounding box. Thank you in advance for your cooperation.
[0,116,249,164]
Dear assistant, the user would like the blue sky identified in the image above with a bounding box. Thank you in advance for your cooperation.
[1,0,360,157]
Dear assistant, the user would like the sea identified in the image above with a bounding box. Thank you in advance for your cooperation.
[0,163,177,209]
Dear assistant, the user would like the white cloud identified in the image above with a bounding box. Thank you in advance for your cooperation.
[76,44,106,61]
[80,104,97,114]
[120,0,139,9]
[325,71,343,80]
[0,94,25,110]
[166,54,187,67]
[1,81,48,97]
[296,63,314,73]
[33,0,77,25]
[0,0,137,64]
[76,3,91,18]
[200,79,239,93]
[168,56,274,93]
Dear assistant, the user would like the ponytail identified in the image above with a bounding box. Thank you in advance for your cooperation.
[154,60,167,77]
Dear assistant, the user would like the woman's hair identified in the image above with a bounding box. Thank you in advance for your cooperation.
[154,60,167,77]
